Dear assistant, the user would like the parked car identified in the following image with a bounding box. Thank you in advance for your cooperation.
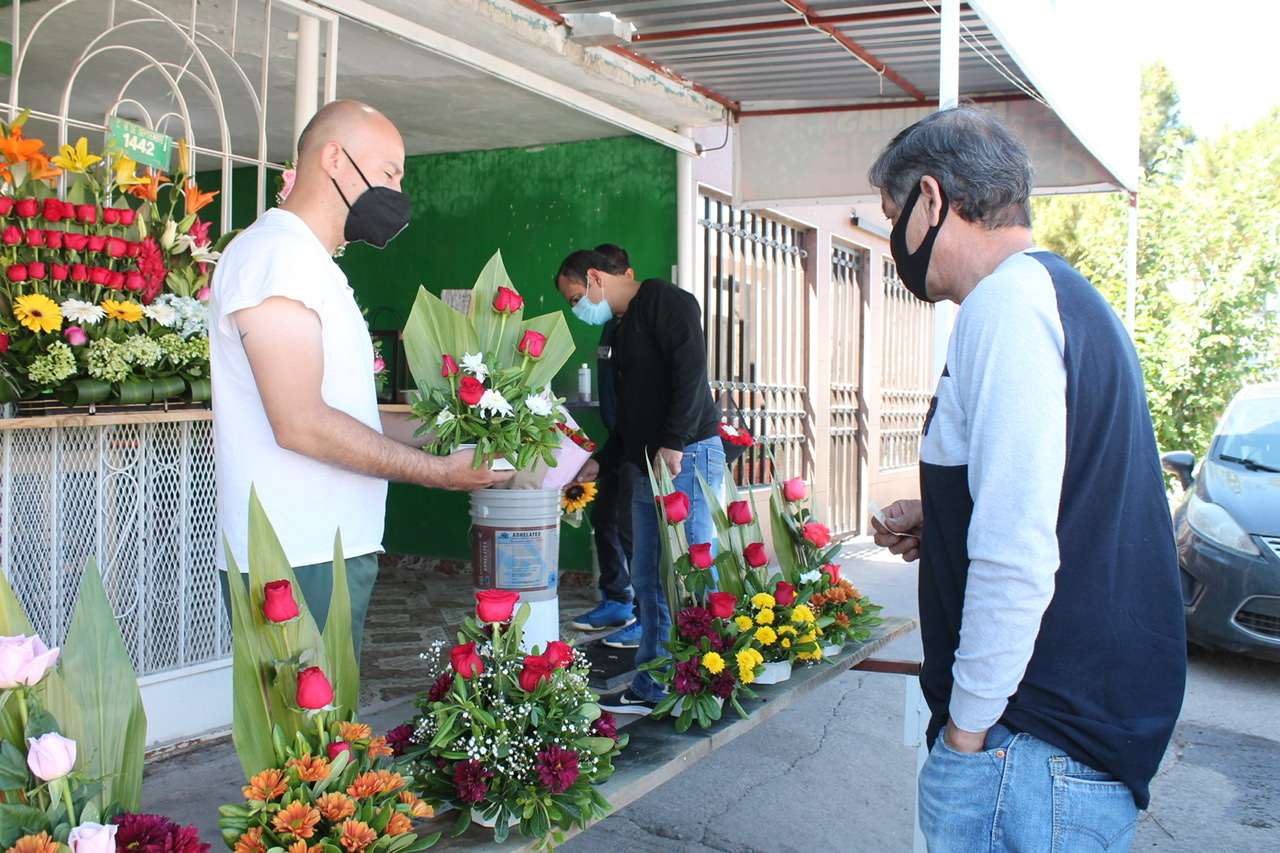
[1162,383,1280,660]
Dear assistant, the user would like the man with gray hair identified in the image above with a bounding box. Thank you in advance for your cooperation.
[868,106,1185,851]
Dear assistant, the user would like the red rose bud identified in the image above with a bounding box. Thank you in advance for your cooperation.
[15,198,37,218]
[75,204,97,224]
[41,198,64,223]
[125,241,141,258]
[118,208,136,227]
[660,491,691,525]
[262,579,300,623]
[24,228,44,247]
[708,592,738,620]
[6,264,27,283]
[0,197,13,216]
[744,542,769,568]
[87,235,107,253]
[545,640,574,670]
[64,232,88,252]
[727,500,753,526]
[0,333,8,354]
[775,581,797,607]
[518,654,554,692]
[517,329,546,358]
[2,226,21,246]
[125,272,145,292]
[295,666,334,710]
[458,375,485,406]
[102,208,121,226]
[689,543,714,569]
[89,266,110,285]
[822,563,840,584]
[782,478,808,502]
[327,741,351,760]
[108,271,125,290]
[474,589,520,623]
[45,230,64,250]
[492,286,523,314]
[450,641,484,679]
[27,262,45,280]
[441,353,459,377]
[802,522,832,549]
[70,264,88,283]
[106,237,128,258]
[50,264,68,282]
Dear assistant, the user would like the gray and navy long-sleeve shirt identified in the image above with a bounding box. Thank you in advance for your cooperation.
[918,249,1186,809]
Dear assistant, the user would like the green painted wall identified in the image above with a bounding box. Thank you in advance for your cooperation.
[334,135,677,570]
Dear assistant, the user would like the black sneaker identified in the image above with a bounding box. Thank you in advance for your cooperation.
[598,687,657,716]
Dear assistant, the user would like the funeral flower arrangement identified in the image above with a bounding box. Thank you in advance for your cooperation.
[0,553,205,853]
[399,590,626,847]
[217,492,438,853]
[401,251,576,471]
[0,113,222,406]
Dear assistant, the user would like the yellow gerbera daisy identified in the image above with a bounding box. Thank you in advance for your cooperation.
[101,299,143,323]
[755,608,775,625]
[562,481,598,514]
[754,626,778,646]
[51,136,102,173]
[701,651,725,674]
[750,593,775,610]
[14,293,63,334]
[733,615,753,632]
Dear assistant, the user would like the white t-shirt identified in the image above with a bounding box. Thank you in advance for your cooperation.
[210,208,386,571]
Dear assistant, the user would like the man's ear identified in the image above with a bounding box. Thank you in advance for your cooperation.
[625,267,635,279]
[920,175,946,227]
[319,141,343,179]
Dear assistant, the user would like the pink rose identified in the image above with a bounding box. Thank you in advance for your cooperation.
[64,326,88,346]
[782,477,808,502]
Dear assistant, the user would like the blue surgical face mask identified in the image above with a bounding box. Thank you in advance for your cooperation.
[571,280,612,326]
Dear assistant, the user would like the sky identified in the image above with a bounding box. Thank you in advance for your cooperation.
[1137,1,1280,137]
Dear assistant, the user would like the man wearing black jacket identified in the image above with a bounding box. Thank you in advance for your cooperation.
[557,249,725,713]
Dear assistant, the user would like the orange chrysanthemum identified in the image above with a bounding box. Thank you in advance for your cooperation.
[6,832,60,853]
[338,722,373,742]
[316,792,357,822]
[367,736,393,759]
[346,771,382,800]
[272,802,322,840]
[385,813,413,837]
[836,612,851,627]
[286,843,323,853]
[398,791,434,818]
[337,820,378,853]
[375,769,406,794]
[233,828,266,853]
[287,754,332,783]
[242,768,288,802]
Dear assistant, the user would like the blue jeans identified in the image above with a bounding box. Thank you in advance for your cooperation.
[919,724,1139,853]
[628,436,724,701]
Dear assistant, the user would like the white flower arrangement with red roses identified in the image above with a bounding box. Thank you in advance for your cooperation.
[401,251,578,471]
[399,590,626,847]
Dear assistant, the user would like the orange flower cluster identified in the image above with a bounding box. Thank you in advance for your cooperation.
[5,833,59,853]
[316,792,357,822]
[810,579,862,609]
[346,769,405,799]
[243,768,289,802]
[287,754,332,783]
[337,820,378,853]
[399,790,434,818]
[272,802,322,840]
[339,722,373,742]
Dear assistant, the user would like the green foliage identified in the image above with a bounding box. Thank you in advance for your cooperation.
[1034,61,1280,455]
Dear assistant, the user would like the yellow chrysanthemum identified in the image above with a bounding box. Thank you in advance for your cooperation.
[755,608,775,625]
[51,137,102,173]
[754,626,778,646]
[791,604,816,624]
[102,299,143,323]
[735,647,763,685]
[733,615,753,632]
[777,625,798,637]
[701,652,725,675]
[14,293,62,334]
[562,481,598,513]
[750,593,775,610]
[798,632,817,645]
[781,638,792,649]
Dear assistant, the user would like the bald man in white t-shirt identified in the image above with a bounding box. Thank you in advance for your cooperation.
[210,101,510,657]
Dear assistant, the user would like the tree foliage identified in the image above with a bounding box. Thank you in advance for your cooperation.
[1034,62,1280,455]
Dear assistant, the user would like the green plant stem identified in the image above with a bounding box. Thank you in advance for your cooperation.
[315,712,327,751]
[15,688,27,736]
[58,777,75,824]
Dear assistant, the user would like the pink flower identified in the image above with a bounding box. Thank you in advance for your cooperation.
[64,326,88,346]
[535,745,580,794]
[803,522,832,549]
[196,286,211,301]
[782,477,808,502]
[189,218,212,247]
[277,168,297,203]
[0,635,60,688]
[372,355,386,374]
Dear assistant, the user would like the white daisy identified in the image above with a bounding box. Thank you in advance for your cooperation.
[143,302,179,327]
[61,299,106,326]
[460,352,489,382]
[524,391,554,417]
[799,570,822,584]
[478,388,513,418]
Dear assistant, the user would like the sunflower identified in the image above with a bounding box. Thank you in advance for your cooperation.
[14,294,62,334]
[51,137,102,174]
[101,299,144,323]
[562,481,597,513]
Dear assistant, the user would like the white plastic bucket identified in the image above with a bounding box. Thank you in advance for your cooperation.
[755,660,793,685]
[470,488,561,651]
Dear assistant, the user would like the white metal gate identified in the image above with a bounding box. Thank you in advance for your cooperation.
[879,259,935,471]
[829,240,867,538]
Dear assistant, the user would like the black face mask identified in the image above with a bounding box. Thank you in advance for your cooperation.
[331,149,411,248]
[890,182,948,303]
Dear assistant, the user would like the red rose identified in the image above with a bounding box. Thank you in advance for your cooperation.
[458,376,485,406]
[518,654,554,692]
[295,666,334,709]
[262,579,300,623]
[70,263,88,283]
[450,641,484,679]
[89,266,110,285]
[102,208,121,226]
[689,542,714,569]
[327,741,351,760]
[125,241,141,258]
[41,198,64,223]
[802,522,832,549]
[50,264,68,282]
[75,204,97,224]
[87,235,107,253]
[2,226,20,246]
[45,230,63,250]
[24,228,44,247]
[660,491,691,525]
[744,542,769,568]
[15,198,37,218]
[517,330,546,358]
[108,271,125,290]
[0,197,12,216]
[475,589,519,623]
[118,208,136,226]
[0,333,8,354]
[63,232,88,252]
[106,237,128,258]
[5,264,27,283]
[125,272,145,292]
[775,581,797,607]
[441,354,459,377]
[545,640,574,669]
[492,286,523,314]
[727,500,753,526]
[707,592,737,620]
[782,478,807,502]
[27,262,45,280]
[822,563,840,584]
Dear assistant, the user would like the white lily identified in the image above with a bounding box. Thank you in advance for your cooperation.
[173,234,221,265]
[159,218,178,251]
[460,352,489,383]
[477,388,513,418]
[799,570,822,584]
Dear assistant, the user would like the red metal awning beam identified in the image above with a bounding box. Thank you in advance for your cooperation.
[634,4,972,43]
[739,93,1029,117]
[777,0,926,101]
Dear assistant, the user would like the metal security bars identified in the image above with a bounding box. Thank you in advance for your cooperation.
[879,259,935,470]
[697,190,810,485]
[829,241,868,538]
[0,417,228,676]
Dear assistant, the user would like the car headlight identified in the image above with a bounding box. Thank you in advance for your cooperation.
[1186,493,1261,556]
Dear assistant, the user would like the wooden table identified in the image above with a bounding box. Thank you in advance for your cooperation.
[428,616,917,850]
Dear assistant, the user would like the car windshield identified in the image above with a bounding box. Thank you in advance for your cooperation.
[1214,393,1280,471]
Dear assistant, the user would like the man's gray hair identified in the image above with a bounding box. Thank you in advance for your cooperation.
[868,106,1033,229]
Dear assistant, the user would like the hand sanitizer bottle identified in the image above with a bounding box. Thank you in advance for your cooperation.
[577,363,592,402]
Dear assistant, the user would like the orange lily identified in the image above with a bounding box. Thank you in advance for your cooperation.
[26,153,62,183]
[183,178,217,216]
[0,128,44,166]
[128,170,170,203]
